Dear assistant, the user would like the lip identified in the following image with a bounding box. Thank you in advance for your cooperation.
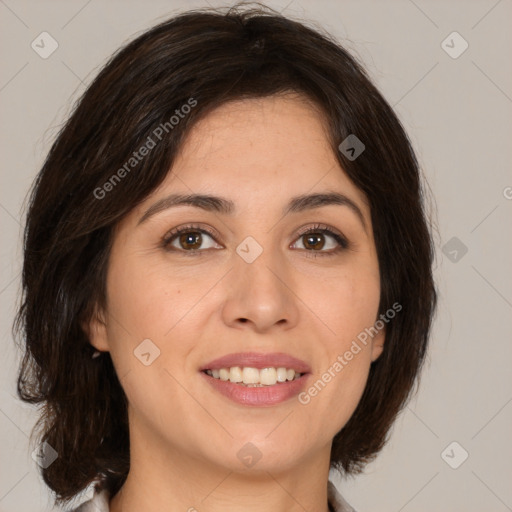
[199,352,311,407]
[200,371,310,406]
[200,352,312,373]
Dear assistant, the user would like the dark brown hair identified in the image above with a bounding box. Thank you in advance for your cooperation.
[14,2,437,504]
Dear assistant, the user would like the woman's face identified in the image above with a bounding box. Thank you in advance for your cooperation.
[88,93,384,475]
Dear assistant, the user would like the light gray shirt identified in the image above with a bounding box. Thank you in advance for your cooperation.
[69,480,357,512]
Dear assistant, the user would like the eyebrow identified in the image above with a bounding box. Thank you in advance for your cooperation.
[138,192,367,232]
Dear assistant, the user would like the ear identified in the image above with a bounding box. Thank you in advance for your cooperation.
[370,326,385,362]
[81,304,110,353]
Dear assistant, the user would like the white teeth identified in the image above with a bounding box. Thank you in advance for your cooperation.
[276,367,288,382]
[260,367,277,385]
[242,367,259,384]
[229,367,243,383]
[204,366,303,386]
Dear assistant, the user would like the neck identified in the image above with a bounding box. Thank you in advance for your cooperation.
[109,418,333,512]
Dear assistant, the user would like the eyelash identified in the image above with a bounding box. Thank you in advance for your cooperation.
[161,223,350,258]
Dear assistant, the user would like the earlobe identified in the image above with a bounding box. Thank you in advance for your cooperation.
[81,305,110,352]
[370,328,385,362]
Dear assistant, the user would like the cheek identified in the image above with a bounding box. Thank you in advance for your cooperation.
[101,255,202,429]
[299,346,372,447]
[102,253,229,397]
[105,253,214,340]
[299,268,379,424]
[313,267,381,347]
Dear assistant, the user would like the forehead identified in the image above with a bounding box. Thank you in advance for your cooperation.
[117,94,372,238]
[159,94,368,207]
[179,95,328,170]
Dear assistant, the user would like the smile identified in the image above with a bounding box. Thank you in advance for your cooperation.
[200,370,309,406]
[203,366,303,386]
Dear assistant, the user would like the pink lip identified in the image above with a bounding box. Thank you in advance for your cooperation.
[199,352,311,407]
[200,371,310,406]
[200,352,311,373]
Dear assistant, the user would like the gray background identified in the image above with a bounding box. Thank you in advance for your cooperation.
[1,1,511,511]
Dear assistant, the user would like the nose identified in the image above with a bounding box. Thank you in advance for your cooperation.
[221,243,300,333]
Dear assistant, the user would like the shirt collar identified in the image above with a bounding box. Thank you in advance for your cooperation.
[73,480,356,512]
[328,480,357,512]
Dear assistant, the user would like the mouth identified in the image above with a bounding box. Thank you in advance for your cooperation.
[201,366,305,387]
[199,352,311,406]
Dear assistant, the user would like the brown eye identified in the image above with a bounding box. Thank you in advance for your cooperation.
[291,225,349,256]
[178,231,203,250]
[302,233,326,250]
[162,225,221,253]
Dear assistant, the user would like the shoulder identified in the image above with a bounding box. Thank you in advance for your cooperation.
[328,479,358,512]
[66,489,110,512]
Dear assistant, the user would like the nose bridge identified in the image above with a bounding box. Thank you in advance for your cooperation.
[238,238,282,291]
[221,236,299,331]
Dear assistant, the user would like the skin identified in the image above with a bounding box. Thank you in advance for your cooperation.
[87,93,385,512]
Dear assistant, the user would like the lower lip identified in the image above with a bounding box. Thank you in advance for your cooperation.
[200,371,309,406]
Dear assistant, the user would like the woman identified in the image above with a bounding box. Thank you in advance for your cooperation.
[15,4,437,511]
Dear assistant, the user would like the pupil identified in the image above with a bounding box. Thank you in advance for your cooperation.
[181,232,201,249]
[305,233,324,250]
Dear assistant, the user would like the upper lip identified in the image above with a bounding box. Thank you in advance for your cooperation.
[200,352,311,373]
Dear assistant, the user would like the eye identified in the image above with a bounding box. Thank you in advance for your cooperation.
[162,224,222,253]
[291,224,349,256]
[161,223,350,256]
